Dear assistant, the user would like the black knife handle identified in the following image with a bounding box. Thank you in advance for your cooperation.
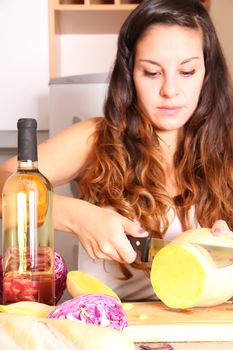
[128,236,151,262]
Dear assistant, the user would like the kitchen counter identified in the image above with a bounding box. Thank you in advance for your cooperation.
[123,301,233,346]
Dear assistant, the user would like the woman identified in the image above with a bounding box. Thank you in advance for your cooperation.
[1,0,233,300]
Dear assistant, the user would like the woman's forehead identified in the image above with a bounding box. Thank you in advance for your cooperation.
[135,25,204,62]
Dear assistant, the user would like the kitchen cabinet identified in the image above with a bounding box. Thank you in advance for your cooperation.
[48,0,140,78]
[48,0,210,78]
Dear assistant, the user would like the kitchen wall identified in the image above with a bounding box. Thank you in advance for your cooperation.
[57,34,118,76]
[0,0,50,131]
[0,0,232,133]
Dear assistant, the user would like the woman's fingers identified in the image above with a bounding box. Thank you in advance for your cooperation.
[107,234,137,264]
[72,202,149,263]
[78,237,99,260]
[91,211,147,263]
[211,219,233,238]
[78,224,138,263]
[80,238,135,263]
[96,230,138,263]
[122,216,149,237]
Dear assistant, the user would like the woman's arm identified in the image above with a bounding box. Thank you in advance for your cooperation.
[0,118,97,213]
[0,118,148,263]
[53,193,148,263]
[37,118,99,186]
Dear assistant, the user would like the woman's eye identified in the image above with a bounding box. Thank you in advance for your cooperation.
[181,69,195,77]
[144,70,161,77]
[144,70,160,78]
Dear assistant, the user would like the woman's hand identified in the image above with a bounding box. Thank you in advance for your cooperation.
[53,193,148,264]
[211,220,233,238]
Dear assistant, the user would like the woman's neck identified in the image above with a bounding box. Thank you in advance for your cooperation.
[156,129,181,197]
[156,129,179,163]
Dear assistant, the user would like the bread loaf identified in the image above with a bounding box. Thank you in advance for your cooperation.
[0,313,135,350]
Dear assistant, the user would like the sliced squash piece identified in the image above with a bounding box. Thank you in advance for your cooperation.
[66,270,120,301]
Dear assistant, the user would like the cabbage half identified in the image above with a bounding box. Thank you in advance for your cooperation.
[49,293,128,331]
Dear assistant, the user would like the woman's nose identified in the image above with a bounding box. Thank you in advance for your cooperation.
[160,75,179,98]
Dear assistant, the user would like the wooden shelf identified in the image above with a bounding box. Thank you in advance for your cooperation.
[48,0,139,78]
[53,4,138,10]
[58,0,140,5]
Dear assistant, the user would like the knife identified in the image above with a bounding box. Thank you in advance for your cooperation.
[128,236,233,267]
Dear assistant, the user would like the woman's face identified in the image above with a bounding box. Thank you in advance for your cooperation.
[133,25,205,133]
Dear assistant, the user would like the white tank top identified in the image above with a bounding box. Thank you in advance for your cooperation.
[76,207,199,301]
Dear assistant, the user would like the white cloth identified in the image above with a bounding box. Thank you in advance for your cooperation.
[76,207,199,301]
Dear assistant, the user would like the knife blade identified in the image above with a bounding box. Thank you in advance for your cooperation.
[128,236,233,267]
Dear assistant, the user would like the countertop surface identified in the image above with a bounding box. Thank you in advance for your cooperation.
[123,301,233,343]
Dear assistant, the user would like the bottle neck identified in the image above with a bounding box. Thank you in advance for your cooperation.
[18,160,38,170]
[17,119,38,162]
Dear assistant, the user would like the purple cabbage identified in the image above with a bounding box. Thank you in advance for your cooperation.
[54,251,68,304]
[139,345,174,350]
[0,251,67,304]
[48,293,128,331]
[0,256,2,304]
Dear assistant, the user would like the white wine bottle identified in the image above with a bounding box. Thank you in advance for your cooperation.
[2,118,55,305]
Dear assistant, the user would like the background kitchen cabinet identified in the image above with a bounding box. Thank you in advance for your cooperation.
[48,0,140,78]
[48,0,217,78]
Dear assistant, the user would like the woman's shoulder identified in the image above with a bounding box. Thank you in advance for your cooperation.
[40,116,104,162]
[55,116,104,145]
[70,116,104,136]
[37,117,104,183]
[71,116,103,133]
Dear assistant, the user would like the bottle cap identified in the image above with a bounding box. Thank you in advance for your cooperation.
[17,118,38,161]
[17,118,37,129]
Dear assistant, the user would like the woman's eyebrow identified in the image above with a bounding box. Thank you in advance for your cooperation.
[139,59,161,66]
[139,57,201,66]
[181,57,201,64]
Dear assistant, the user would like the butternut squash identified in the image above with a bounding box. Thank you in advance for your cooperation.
[151,228,233,309]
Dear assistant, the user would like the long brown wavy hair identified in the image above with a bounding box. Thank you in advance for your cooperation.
[77,0,233,241]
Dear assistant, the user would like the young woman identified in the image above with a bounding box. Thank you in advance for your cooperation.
[1,0,233,300]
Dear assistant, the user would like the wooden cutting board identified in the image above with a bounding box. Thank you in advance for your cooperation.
[123,301,233,342]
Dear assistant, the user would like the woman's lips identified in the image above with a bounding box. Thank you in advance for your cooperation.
[157,106,183,116]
